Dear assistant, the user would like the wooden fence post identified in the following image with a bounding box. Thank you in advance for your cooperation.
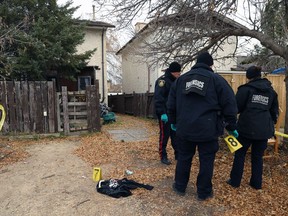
[95,81,101,131]
[62,86,70,135]
[47,81,55,133]
[35,81,43,133]
[86,83,101,132]
[52,79,58,132]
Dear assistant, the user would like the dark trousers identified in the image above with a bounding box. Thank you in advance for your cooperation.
[158,118,177,160]
[174,137,219,197]
[230,135,267,189]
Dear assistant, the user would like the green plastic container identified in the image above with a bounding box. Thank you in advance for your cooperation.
[103,112,116,124]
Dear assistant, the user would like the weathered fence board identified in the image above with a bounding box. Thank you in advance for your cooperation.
[86,83,101,132]
[28,82,35,131]
[22,82,30,132]
[48,81,56,133]
[7,82,17,131]
[35,82,43,133]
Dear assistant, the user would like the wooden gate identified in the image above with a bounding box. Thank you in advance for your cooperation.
[57,83,101,134]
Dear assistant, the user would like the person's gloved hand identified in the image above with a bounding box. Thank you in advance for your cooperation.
[228,130,239,138]
[161,114,168,123]
[171,124,177,131]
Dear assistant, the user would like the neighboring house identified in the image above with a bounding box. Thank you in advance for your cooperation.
[107,80,122,94]
[58,20,115,104]
[116,15,245,94]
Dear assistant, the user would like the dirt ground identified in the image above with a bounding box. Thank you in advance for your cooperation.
[0,114,288,216]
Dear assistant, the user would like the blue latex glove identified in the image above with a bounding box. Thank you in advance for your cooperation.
[228,130,239,138]
[161,114,168,123]
[171,124,177,131]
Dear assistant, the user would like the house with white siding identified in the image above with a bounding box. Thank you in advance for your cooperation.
[116,14,245,94]
[57,20,114,104]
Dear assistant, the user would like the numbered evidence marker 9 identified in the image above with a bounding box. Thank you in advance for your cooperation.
[224,135,243,153]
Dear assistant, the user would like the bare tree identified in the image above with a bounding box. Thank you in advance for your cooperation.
[94,0,288,144]
[93,1,287,62]
[106,30,122,84]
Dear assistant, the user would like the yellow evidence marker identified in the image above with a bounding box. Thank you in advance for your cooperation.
[224,135,243,153]
[92,167,102,182]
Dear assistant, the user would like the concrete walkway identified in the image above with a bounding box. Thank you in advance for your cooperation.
[107,129,149,142]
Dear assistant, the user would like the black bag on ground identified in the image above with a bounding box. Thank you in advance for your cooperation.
[96,178,153,198]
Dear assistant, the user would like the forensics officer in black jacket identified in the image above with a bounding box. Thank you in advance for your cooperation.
[154,62,181,165]
[227,66,279,190]
[167,52,238,200]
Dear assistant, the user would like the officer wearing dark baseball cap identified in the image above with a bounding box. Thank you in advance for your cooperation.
[154,61,181,165]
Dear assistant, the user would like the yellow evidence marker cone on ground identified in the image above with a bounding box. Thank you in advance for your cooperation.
[92,167,102,182]
[224,135,243,153]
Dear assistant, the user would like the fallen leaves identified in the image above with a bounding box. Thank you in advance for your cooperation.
[75,114,288,216]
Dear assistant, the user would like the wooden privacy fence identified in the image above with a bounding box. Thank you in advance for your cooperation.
[108,92,155,118]
[0,81,101,135]
[221,74,286,112]
[0,81,57,134]
[222,74,286,127]
[108,74,286,126]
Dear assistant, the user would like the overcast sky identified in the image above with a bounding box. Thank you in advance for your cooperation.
[57,0,97,20]
[56,0,259,54]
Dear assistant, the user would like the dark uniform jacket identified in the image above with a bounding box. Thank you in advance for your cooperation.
[154,69,177,116]
[236,78,279,140]
[167,63,238,142]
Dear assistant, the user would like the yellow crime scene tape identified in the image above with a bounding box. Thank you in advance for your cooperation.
[224,135,243,153]
[275,131,288,138]
[0,104,6,131]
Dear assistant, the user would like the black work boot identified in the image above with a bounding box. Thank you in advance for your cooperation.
[161,158,172,165]
[172,183,185,196]
[226,179,239,188]
[197,191,214,201]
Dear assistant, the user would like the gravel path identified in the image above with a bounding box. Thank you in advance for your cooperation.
[0,140,152,216]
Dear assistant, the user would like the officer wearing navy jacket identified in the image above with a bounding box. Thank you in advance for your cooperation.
[154,62,181,165]
[227,66,279,190]
[167,52,238,200]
